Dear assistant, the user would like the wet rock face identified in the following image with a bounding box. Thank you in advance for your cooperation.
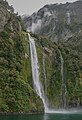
[23,1,82,42]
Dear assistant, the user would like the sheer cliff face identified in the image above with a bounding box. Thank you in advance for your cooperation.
[23,1,82,42]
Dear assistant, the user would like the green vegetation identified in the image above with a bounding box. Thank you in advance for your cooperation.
[0,0,43,113]
[0,0,82,113]
[32,31,82,108]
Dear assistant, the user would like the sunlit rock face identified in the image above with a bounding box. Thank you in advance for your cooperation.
[23,1,82,42]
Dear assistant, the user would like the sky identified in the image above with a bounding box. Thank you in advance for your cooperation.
[7,0,77,15]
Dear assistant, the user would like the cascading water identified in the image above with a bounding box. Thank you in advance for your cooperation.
[59,51,67,109]
[42,53,47,95]
[42,53,49,109]
[28,33,79,113]
[28,33,49,113]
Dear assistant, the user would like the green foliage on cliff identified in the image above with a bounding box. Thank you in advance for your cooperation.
[0,0,43,113]
[0,0,82,113]
[31,30,82,108]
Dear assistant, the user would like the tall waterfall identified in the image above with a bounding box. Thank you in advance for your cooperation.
[59,51,67,109]
[28,33,80,113]
[28,33,49,113]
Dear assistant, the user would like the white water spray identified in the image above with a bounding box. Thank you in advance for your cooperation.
[28,33,49,113]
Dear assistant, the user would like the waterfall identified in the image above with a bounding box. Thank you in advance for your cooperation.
[67,12,71,25]
[42,53,49,109]
[28,33,49,113]
[42,53,47,94]
[28,33,80,113]
[59,51,67,109]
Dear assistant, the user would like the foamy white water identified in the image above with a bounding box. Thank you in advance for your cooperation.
[28,33,49,113]
[45,108,82,114]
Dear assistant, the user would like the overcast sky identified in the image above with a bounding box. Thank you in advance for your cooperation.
[7,0,77,15]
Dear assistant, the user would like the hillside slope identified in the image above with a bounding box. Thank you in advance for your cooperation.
[0,0,43,113]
